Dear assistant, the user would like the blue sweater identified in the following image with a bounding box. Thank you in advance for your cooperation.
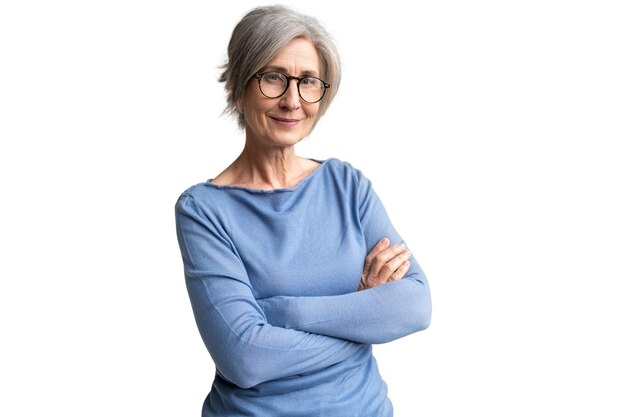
[175,158,431,416]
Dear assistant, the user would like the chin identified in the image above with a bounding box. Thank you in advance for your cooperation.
[271,135,306,147]
[271,128,311,146]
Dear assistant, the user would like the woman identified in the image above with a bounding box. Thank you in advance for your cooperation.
[175,5,431,416]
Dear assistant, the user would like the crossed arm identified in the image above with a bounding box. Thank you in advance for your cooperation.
[257,182,432,345]
[176,175,431,388]
[257,245,431,344]
[176,194,368,389]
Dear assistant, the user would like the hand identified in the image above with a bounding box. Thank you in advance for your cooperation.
[358,238,411,291]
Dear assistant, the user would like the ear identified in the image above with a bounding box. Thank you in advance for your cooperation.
[235,97,244,114]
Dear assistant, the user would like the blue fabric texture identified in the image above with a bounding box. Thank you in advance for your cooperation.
[175,158,431,416]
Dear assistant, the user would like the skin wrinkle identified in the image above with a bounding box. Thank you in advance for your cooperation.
[213,38,321,190]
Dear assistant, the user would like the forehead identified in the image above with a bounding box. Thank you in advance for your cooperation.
[264,38,320,75]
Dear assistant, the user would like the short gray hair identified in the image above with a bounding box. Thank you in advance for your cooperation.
[219,5,341,129]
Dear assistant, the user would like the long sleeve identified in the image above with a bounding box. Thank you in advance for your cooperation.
[257,171,431,344]
[175,193,366,389]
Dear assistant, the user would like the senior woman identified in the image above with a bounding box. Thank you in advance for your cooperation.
[175,5,431,416]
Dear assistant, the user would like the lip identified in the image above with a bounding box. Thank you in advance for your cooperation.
[270,116,301,126]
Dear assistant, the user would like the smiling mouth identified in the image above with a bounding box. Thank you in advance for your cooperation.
[270,116,301,124]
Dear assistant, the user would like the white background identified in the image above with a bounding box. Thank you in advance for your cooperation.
[1,1,625,415]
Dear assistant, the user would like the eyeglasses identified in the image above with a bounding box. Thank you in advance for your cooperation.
[254,71,330,104]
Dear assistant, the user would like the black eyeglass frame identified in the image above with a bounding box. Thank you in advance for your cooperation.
[254,71,331,104]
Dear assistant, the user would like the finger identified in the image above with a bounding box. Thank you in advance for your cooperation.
[360,250,409,290]
[367,243,408,279]
[376,250,411,281]
[388,260,410,282]
[363,238,390,272]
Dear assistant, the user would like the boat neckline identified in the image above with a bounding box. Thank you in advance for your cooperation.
[204,158,331,193]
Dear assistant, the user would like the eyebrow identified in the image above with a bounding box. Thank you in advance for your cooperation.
[260,65,320,77]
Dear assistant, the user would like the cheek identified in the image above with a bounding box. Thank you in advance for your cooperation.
[304,104,320,120]
[241,82,263,111]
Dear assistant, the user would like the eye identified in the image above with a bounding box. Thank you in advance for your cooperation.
[300,77,319,87]
[263,72,284,83]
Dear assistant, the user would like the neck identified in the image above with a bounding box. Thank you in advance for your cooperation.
[230,142,305,189]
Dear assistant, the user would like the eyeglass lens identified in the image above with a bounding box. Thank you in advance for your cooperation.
[258,72,326,103]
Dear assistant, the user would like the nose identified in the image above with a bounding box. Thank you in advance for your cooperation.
[279,79,301,110]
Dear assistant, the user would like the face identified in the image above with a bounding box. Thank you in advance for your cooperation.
[240,37,321,148]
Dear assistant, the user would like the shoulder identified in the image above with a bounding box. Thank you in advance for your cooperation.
[175,182,223,218]
[177,182,211,204]
[322,158,370,187]
[323,157,364,177]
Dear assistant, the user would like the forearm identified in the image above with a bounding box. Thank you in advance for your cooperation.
[187,277,366,389]
[257,268,431,344]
